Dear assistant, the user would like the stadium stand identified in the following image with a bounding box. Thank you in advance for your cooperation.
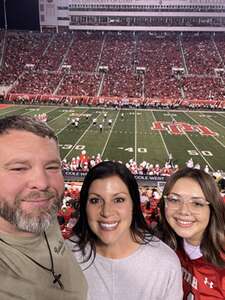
[0,29,224,109]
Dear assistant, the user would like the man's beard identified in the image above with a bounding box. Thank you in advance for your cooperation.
[0,191,63,234]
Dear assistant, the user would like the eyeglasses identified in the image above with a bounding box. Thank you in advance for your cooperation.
[164,194,210,213]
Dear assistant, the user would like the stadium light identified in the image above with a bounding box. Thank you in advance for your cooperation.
[61,65,71,73]
[25,64,35,69]
[172,67,185,75]
[214,68,224,77]
[136,67,146,75]
[98,66,108,73]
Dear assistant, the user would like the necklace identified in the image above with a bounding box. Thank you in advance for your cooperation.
[0,232,64,289]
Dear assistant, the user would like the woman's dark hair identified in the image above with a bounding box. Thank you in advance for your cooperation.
[72,161,154,262]
[158,167,225,268]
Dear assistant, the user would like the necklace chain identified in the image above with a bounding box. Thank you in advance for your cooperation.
[0,231,64,289]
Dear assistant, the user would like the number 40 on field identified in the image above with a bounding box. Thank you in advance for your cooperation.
[118,147,147,153]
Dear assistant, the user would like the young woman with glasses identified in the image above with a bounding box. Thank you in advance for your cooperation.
[158,167,225,300]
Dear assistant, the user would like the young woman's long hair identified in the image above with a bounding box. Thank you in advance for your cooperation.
[158,167,225,268]
[71,161,154,263]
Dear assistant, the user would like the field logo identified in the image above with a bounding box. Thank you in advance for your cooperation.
[151,121,218,136]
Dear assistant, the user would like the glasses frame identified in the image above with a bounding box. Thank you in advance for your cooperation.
[163,194,210,212]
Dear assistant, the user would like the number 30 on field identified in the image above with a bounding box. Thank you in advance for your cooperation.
[187,150,213,156]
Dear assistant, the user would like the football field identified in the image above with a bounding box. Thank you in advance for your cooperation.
[0,104,225,172]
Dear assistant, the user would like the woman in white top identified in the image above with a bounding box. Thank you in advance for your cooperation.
[68,161,183,300]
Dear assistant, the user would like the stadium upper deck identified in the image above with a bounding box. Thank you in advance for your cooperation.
[39,0,225,32]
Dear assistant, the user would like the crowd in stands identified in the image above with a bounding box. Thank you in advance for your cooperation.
[182,34,223,75]
[0,30,225,104]
[0,31,52,86]
[63,31,103,72]
[10,71,62,95]
[57,73,100,97]
[183,77,225,100]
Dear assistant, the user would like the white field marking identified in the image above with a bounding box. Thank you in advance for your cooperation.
[218,112,225,120]
[151,111,169,156]
[163,113,177,117]
[0,106,55,117]
[22,106,58,117]
[48,108,71,124]
[134,110,137,162]
[101,111,120,157]
[63,111,102,160]
[179,112,214,171]
[0,106,28,116]
[207,115,225,130]
[185,112,225,149]
[56,109,89,136]
[19,105,225,115]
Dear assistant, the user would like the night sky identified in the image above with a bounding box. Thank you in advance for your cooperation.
[0,0,39,30]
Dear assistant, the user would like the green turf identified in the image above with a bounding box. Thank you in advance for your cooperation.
[0,105,224,172]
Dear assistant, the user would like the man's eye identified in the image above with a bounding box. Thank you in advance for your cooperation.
[10,167,27,171]
[46,165,61,170]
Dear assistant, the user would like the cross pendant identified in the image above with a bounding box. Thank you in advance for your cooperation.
[53,273,64,289]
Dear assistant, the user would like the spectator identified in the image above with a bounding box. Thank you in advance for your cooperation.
[0,115,87,300]
[68,161,183,300]
[186,158,194,168]
[158,167,225,299]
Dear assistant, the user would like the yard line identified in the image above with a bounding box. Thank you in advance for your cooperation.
[49,112,67,124]
[101,111,120,158]
[134,110,137,162]
[23,106,58,116]
[56,120,72,136]
[185,112,225,149]
[49,107,86,124]
[0,106,36,116]
[186,146,213,170]
[20,110,36,115]
[42,107,64,122]
[206,115,225,130]
[175,112,214,171]
[49,110,70,125]
[63,111,102,160]
[151,111,169,156]
[0,107,26,116]
[56,109,89,136]
[218,113,225,120]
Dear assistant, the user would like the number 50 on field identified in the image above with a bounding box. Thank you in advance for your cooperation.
[187,150,213,156]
